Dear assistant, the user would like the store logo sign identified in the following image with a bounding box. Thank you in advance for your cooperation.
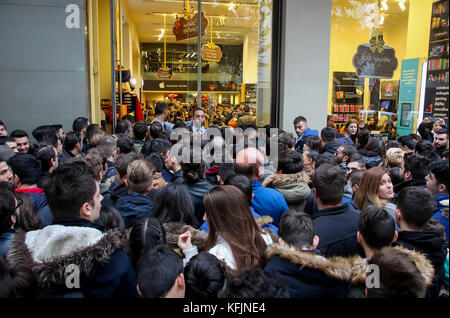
[352,36,398,79]
[157,68,173,80]
[65,4,80,29]
[385,82,393,95]
[201,44,222,62]
[173,11,208,41]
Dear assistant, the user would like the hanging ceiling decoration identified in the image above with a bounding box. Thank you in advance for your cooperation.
[351,0,398,78]
[172,0,208,41]
[201,16,223,62]
[157,14,174,79]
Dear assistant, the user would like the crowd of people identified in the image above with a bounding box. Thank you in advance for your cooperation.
[0,102,448,299]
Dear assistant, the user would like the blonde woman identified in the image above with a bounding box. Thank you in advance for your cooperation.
[354,166,399,230]
[385,148,404,169]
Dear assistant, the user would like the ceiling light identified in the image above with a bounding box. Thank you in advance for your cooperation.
[157,29,165,41]
[228,3,238,14]
[398,0,406,12]
[381,0,388,11]
[380,14,385,25]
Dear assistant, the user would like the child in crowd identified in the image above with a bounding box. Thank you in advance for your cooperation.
[115,160,155,228]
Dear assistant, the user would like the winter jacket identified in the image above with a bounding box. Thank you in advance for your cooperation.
[264,243,435,298]
[37,171,51,189]
[0,229,15,259]
[393,230,448,298]
[265,244,349,298]
[393,178,427,195]
[237,113,256,126]
[358,149,382,169]
[184,180,215,224]
[134,140,144,154]
[312,203,361,258]
[251,181,289,226]
[262,172,311,213]
[294,128,319,154]
[102,181,128,207]
[336,136,354,145]
[105,160,116,180]
[15,188,47,210]
[59,148,75,163]
[6,219,138,298]
[262,161,277,182]
[321,141,340,158]
[342,181,357,210]
[162,166,183,184]
[115,192,153,229]
[433,194,449,244]
[383,202,400,231]
[15,188,53,227]
[418,122,434,143]
[37,205,53,227]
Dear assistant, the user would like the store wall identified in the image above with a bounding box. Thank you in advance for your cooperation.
[0,0,88,137]
[145,93,166,107]
[405,0,434,59]
[88,0,102,126]
[243,33,258,84]
[280,0,332,132]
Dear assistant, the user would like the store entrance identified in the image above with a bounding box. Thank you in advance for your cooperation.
[92,0,278,132]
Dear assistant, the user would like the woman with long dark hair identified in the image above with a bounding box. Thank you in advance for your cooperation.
[152,183,207,251]
[203,185,272,271]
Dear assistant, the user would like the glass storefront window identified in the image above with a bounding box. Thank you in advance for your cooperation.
[327,0,448,139]
[131,0,275,127]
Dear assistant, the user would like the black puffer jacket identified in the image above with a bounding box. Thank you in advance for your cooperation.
[393,230,448,298]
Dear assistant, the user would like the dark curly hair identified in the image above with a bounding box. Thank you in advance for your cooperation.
[181,148,205,184]
[184,252,226,298]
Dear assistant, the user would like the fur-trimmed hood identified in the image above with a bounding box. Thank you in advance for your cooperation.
[255,215,278,244]
[262,172,311,206]
[7,226,124,290]
[262,171,310,188]
[265,244,435,286]
[164,222,209,251]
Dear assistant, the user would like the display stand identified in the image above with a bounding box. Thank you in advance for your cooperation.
[424,0,449,119]
[332,72,364,130]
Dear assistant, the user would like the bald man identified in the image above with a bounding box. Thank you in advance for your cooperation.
[235,147,288,226]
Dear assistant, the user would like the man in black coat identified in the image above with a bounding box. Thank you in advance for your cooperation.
[264,211,349,298]
[320,127,340,158]
[7,161,138,298]
[394,154,430,195]
[393,186,448,298]
[311,164,361,258]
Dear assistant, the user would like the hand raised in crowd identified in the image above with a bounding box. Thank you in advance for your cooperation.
[177,231,193,251]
